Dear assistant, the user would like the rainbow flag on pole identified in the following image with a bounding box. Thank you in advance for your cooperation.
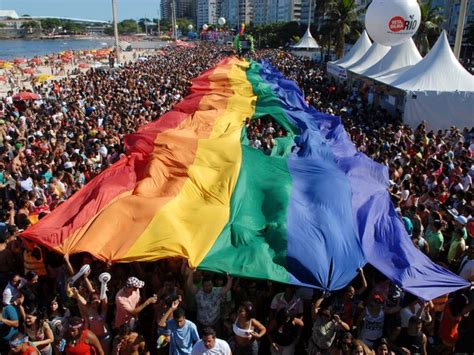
[22,57,469,299]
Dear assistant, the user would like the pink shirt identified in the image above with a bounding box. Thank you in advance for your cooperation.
[114,287,140,328]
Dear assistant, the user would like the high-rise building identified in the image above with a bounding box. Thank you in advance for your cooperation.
[253,0,300,25]
[300,0,367,26]
[197,0,219,28]
[445,0,474,44]
[161,0,196,20]
[221,0,252,27]
[252,0,268,25]
[221,0,239,27]
[276,0,301,22]
[239,0,254,24]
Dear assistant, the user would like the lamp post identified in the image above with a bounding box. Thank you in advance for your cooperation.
[453,0,467,59]
[111,0,120,64]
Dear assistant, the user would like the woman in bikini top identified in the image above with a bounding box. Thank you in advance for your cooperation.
[233,302,266,346]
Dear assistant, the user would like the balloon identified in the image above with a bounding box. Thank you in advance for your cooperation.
[188,24,193,30]
[365,0,421,46]
[202,24,208,30]
[218,17,226,26]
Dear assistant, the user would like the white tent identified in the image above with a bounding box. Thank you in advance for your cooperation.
[347,42,391,74]
[327,30,372,79]
[390,32,474,129]
[334,30,372,68]
[291,27,320,59]
[292,27,320,49]
[361,38,422,79]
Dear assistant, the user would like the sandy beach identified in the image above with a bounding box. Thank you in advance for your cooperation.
[0,48,156,96]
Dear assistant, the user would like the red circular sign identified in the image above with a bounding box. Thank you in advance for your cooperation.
[388,16,405,32]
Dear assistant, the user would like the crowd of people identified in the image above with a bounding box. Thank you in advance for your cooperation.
[0,43,472,355]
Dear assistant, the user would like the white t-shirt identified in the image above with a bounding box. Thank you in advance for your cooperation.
[191,338,231,355]
[270,292,303,315]
[458,256,474,281]
[2,279,26,304]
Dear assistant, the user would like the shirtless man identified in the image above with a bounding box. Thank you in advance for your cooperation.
[112,324,149,355]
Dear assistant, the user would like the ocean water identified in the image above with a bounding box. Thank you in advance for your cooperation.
[0,38,115,60]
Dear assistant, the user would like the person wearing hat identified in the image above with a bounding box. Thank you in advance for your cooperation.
[448,209,469,241]
[8,332,39,355]
[114,277,157,330]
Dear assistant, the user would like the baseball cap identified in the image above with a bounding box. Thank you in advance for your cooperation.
[454,215,468,226]
[64,161,75,170]
[126,277,145,289]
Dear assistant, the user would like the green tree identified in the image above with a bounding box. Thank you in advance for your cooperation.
[315,0,332,29]
[41,18,62,31]
[118,19,138,34]
[176,18,194,35]
[138,17,151,33]
[414,0,444,55]
[105,19,138,35]
[63,21,86,33]
[327,0,361,58]
[251,21,301,48]
[20,20,41,32]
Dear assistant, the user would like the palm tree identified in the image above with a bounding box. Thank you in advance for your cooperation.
[414,0,444,55]
[327,0,361,58]
[315,0,332,30]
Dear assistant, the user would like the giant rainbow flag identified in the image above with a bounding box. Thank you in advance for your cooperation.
[23,57,469,300]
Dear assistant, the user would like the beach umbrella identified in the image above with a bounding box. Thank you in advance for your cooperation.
[13,58,27,65]
[30,58,42,65]
[12,91,40,101]
[32,74,54,83]
[78,63,89,68]
[0,62,13,69]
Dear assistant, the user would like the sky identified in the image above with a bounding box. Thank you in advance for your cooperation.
[0,0,161,21]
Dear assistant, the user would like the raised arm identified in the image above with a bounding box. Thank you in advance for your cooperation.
[159,299,180,328]
[220,274,233,297]
[311,294,326,321]
[130,295,157,316]
[186,269,198,295]
[356,268,368,296]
